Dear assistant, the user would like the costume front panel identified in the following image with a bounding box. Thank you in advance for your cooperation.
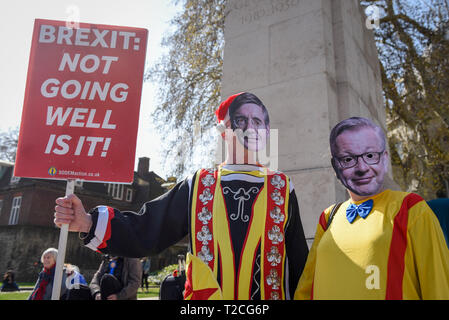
[81,164,309,300]
[189,167,290,300]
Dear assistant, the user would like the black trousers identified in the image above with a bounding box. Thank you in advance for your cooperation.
[100,274,123,300]
[141,272,149,289]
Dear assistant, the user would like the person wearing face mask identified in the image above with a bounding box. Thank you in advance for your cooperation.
[295,117,449,300]
[53,92,309,300]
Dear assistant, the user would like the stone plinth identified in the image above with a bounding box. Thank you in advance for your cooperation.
[222,0,392,245]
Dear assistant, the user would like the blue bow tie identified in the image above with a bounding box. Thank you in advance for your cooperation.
[346,199,373,223]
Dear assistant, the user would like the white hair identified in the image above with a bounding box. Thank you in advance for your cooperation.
[41,248,58,263]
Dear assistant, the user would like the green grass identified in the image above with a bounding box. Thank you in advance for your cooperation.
[137,287,160,299]
[0,283,33,300]
[0,291,30,300]
[0,287,160,300]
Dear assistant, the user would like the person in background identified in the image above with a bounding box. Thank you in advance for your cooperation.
[295,117,449,300]
[1,270,20,292]
[64,263,92,300]
[65,263,88,287]
[29,248,68,300]
[427,190,449,248]
[140,257,151,292]
[90,255,141,300]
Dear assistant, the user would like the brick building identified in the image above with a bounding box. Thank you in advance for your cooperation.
[0,157,167,227]
[0,157,187,282]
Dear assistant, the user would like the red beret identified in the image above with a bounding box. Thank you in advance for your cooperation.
[215,92,244,122]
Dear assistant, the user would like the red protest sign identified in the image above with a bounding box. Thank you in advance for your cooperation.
[14,19,148,183]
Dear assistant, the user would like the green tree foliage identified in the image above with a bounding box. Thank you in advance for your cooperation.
[362,0,449,198]
[146,0,225,177]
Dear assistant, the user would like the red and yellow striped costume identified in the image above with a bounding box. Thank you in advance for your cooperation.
[295,190,449,300]
[185,167,290,300]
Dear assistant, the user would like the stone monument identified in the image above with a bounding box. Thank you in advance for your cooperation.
[221,0,395,245]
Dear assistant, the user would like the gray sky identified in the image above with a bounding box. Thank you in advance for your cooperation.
[0,0,180,178]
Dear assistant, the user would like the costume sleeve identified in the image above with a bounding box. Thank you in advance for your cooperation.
[294,206,331,300]
[117,258,142,300]
[285,189,309,299]
[82,175,193,258]
[408,201,449,299]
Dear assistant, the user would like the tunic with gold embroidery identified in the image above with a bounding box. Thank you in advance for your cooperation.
[294,189,449,300]
[82,164,309,300]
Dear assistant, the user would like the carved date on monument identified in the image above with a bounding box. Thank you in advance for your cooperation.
[230,0,300,25]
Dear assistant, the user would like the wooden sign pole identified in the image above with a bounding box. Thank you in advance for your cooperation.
[51,179,75,300]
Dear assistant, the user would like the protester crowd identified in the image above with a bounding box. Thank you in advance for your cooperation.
[1,248,153,300]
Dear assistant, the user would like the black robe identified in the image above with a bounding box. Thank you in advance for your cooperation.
[82,164,309,299]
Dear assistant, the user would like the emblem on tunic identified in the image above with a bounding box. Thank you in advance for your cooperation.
[267,246,281,266]
[199,188,213,205]
[266,269,280,290]
[198,207,212,225]
[270,175,285,189]
[198,245,213,263]
[222,186,259,223]
[270,291,280,300]
[268,225,284,244]
[270,189,284,206]
[197,225,212,245]
[201,174,216,187]
[270,206,285,224]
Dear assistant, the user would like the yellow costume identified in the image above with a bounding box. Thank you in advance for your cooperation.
[295,190,449,300]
